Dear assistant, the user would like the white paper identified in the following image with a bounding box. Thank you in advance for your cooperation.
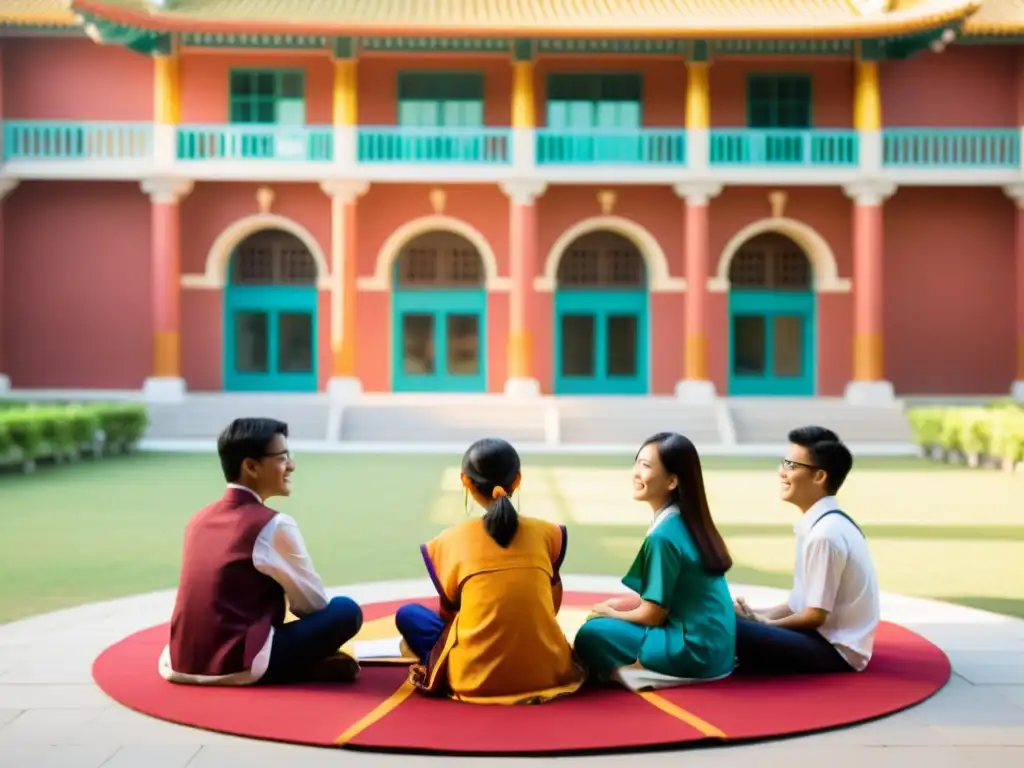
[353,637,405,660]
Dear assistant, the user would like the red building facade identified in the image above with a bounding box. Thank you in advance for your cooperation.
[0,0,1022,402]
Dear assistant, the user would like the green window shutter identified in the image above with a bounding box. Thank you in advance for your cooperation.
[546,74,642,129]
[228,69,306,125]
[747,75,812,129]
[397,72,484,127]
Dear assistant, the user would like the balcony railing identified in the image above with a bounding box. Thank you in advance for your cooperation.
[177,124,333,162]
[710,129,859,167]
[536,129,686,165]
[2,120,152,160]
[883,128,1020,168]
[357,127,511,164]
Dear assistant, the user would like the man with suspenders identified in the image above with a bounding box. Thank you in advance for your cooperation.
[733,426,880,675]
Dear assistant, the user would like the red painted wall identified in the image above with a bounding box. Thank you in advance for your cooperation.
[2,182,151,388]
[1,38,152,120]
[882,187,1016,394]
[179,182,331,391]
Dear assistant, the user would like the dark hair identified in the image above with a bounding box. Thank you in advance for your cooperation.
[462,437,521,548]
[216,418,289,483]
[638,432,732,575]
[787,425,853,495]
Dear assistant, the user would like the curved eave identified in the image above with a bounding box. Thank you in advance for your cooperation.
[68,1,979,40]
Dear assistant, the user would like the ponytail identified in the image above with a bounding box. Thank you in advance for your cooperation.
[483,485,519,548]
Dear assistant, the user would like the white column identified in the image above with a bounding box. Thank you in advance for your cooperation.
[0,179,18,394]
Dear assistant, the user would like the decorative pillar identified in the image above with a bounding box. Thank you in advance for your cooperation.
[320,180,368,401]
[853,55,882,175]
[685,52,710,172]
[1004,185,1024,401]
[140,178,194,402]
[332,38,358,170]
[511,41,536,177]
[673,182,721,402]
[843,181,896,404]
[152,50,180,170]
[501,180,547,397]
[0,180,18,394]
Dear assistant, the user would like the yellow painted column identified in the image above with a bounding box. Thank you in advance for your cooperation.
[853,60,881,132]
[685,62,709,130]
[153,54,181,125]
[512,60,535,129]
[333,58,358,127]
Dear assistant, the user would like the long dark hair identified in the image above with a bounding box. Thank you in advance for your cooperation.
[462,437,521,548]
[639,432,732,575]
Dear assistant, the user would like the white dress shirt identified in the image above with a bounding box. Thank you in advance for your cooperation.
[158,485,330,685]
[787,495,880,671]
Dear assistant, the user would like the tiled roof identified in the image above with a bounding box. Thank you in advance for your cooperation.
[0,0,77,26]
[65,0,980,38]
[963,0,1024,33]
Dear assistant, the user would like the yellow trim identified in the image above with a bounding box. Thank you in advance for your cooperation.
[853,60,880,132]
[153,331,180,378]
[335,680,417,745]
[153,55,181,125]
[685,334,708,380]
[685,62,709,131]
[333,59,358,127]
[0,13,76,27]
[509,331,533,378]
[853,332,884,381]
[637,691,726,739]
[512,60,535,129]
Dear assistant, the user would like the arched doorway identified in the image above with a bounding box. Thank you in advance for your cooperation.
[223,228,319,392]
[392,231,487,392]
[553,231,648,394]
[727,232,815,395]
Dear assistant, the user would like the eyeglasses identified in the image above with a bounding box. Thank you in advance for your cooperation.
[779,458,818,471]
[263,450,292,461]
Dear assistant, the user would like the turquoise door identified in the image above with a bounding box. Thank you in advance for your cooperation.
[728,290,815,396]
[554,289,648,395]
[393,289,487,392]
[224,285,318,392]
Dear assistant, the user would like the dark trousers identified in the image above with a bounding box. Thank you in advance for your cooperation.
[734,617,853,676]
[261,596,363,684]
[395,603,445,661]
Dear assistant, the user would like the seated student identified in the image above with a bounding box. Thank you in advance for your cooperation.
[732,426,879,675]
[395,437,586,704]
[574,432,736,690]
[158,417,363,686]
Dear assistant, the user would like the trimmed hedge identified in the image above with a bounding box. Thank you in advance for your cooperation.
[0,402,149,473]
[908,402,1024,472]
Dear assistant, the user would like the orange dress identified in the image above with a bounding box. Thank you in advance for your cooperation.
[410,516,586,704]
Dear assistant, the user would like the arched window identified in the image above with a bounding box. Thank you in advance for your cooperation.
[231,229,317,285]
[395,231,484,288]
[556,231,645,288]
[728,232,811,290]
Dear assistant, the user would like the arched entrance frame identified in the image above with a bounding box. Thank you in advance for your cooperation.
[358,215,509,292]
[709,217,850,293]
[180,213,331,290]
[536,215,685,293]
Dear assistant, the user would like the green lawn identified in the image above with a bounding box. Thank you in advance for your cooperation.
[0,451,1021,624]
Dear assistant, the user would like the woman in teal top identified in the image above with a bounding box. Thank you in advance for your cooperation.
[574,432,736,686]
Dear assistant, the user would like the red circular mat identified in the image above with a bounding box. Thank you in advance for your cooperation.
[92,591,950,755]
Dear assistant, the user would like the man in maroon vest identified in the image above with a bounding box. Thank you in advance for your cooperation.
[158,417,363,685]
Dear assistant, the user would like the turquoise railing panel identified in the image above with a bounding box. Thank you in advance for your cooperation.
[358,127,511,163]
[2,120,152,160]
[177,124,333,161]
[710,129,859,166]
[536,129,686,165]
[883,129,1020,168]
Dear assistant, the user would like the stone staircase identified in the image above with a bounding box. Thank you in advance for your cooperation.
[728,397,913,445]
[145,394,334,442]
[555,397,723,449]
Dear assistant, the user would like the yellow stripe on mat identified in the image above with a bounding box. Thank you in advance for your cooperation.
[637,691,727,739]
[335,680,417,745]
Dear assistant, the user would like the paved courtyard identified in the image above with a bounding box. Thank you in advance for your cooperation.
[0,576,1022,767]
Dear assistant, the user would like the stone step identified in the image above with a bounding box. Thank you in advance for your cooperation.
[339,401,549,444]
[729,399,912,444]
